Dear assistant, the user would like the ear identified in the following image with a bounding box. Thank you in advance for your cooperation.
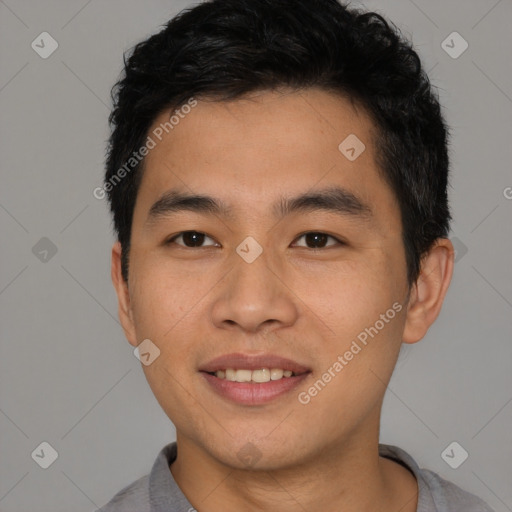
[402,238,454,344]
[111,241,138,347]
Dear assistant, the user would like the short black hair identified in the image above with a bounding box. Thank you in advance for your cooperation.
[104,0,451,286]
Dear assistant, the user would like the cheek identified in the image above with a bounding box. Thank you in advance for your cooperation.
[129,267,205,419]
[288,258,400,338]
[129,254,206,336]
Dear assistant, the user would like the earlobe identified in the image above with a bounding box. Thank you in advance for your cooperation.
[111,241,138,346]
[402,238,455,344]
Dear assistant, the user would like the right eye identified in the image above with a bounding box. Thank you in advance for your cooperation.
[165,231,219,248]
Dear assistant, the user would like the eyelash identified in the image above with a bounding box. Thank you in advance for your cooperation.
[165,231,345,249]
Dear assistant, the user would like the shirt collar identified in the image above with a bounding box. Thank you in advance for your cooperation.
[149,442,193,512]
[379,443,437,512]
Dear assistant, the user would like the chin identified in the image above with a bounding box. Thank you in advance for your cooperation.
[204,434,309,472]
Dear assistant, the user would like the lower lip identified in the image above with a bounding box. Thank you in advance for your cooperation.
[200,371,310,405]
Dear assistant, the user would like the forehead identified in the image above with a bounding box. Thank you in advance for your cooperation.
[133,88,398,227]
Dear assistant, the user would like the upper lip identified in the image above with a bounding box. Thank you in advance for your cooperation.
[199,353,311,374]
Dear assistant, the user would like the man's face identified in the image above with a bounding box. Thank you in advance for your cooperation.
[117,88,411,468]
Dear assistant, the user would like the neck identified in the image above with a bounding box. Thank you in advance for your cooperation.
[169,413,418,512]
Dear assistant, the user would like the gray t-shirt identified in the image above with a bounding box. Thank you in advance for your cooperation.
[95,442,494,511]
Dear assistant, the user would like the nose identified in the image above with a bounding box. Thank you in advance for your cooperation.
[210,247,299,334]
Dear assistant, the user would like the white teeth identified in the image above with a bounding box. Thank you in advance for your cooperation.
[225,368,237,381]
[214,368,296,382]
[270,368,284,380]
[252,368,270,382]
[235,369,252,382]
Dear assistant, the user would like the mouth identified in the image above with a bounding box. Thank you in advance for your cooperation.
[199,353,311,405]
[204,368,304,382]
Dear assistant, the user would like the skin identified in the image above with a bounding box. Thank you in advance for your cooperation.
[111,88,454,512]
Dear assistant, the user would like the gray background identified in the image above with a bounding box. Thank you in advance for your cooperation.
[0,0,511,511]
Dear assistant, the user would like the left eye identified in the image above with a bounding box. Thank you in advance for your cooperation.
[292,232,343,249]
[166,231,218,248]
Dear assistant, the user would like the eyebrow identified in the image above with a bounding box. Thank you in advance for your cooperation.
[145,186,373,226]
